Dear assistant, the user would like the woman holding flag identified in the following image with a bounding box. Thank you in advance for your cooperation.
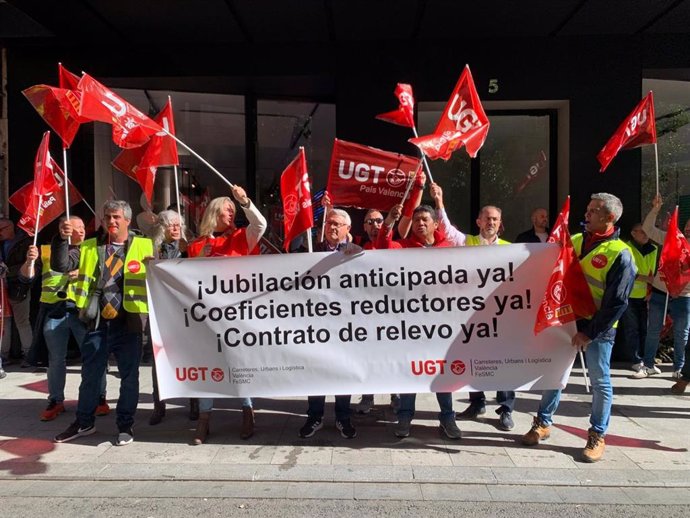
[186,185,266,444]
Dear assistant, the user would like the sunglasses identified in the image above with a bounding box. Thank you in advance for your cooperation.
[364,217,384,225]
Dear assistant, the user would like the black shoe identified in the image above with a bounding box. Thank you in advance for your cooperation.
[458,402,486,419]
[116,428,134,446]
[299,417,323,438]
[497,410,514,431]
[149,403,166,426]
[336,418,357,439]
[54,420,96,443]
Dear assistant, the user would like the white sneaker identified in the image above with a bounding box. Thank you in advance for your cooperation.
[115,429,134,446]
[631,366,661,379]
[631,362,644,372]
[672,370,683,379]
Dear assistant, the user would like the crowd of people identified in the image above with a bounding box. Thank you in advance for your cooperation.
[0,180,688,464]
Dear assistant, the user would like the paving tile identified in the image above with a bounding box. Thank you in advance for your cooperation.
[412,466,496,484]
[447,445,516,467]
[331,446,392,466]
[332,464,413,482]
[391,446,453,466]
[491,467,581,486]
[286,481,354,499]
[270,445,333,465]
[486,484,563,503]
[353,482,423,500]
[554,486,635,504]
[421,482,492,501]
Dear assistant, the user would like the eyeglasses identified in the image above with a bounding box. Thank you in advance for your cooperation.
[166,223,181,229]
[326,220,348,228]
[364,217,384,225]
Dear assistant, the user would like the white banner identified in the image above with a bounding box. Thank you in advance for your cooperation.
[147,244,577,400]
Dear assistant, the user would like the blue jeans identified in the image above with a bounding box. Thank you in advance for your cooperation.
[76,318,142,431]
[643,291,690,371]
[536,336,614,435]
[620,297,647,364]
[199,397,252,413]
[398,392,455,421]
[307,395,351,421]
[44,308,106,403]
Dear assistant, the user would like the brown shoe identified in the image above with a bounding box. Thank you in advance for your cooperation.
[671,379,689,395]
[240,406,254,440]
[521,417,551,446]
[192,412,211,445]
[149,402,166,426]
[582,430,606,462]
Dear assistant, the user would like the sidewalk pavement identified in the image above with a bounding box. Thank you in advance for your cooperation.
[0,360,688,504]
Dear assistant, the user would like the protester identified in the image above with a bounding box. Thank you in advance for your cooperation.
[377,204,462,440]
[19,216,109,421]
[355,205,402,415]
[187,186,266,444]
[0,216,33,366]
[521,193,636,462]
[52,200,153,446]
[429,183,516,431]
[148,210,199,425]
[632,194,690,379]
[515,207,549,243]
[622,223,657,371]
[298,205,359,439]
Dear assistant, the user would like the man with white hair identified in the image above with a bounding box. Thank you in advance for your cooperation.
[521,193,636,463]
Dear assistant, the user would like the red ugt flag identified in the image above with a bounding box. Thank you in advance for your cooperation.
[112,98,179,204]
[658,207,690,297]
[32,131,59,197]
[9,159,84,236]
[409,65,490,160]
[534,197,597,335]
[326,139,421,211]
[376,83,415,128]
[597,92,656,172]
[77,73,163,148]
[280,148,313,251]
[22,85,83,148]
[58,63,81,91]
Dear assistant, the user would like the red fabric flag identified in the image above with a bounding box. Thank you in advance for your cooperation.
[280,148,313,251]
[409,65,489,160]
[658,207,690,297]
[534,197,597,335]
[22,85,82,148]
[58,63,81,90]
[77,73,162,148]
[111,99,179,204]
[376,83,415,128]
[32,131,58,197]
[597,92,656,172]
[9,159,84,236]
[326,139,421,211]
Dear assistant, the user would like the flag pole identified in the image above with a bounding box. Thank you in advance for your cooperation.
[411,126,434,184]
[578,350,590,393]
[167,96,183,218]
[162,130,234,189]
[28,194,43,274]
[62,147,72,245]
[306,229,313,253]
[654,142,660,195]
